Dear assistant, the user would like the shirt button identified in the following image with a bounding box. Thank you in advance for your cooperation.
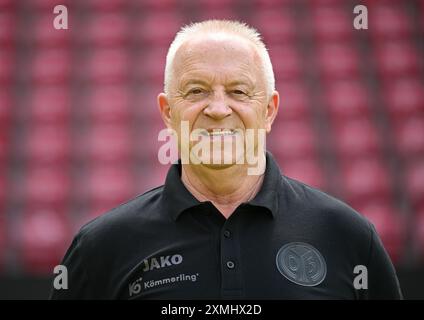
[226,261,235,269]
[223,230,231,238]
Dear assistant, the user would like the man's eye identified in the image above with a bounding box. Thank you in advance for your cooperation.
[232,90,247,95]
[188,88,204,95]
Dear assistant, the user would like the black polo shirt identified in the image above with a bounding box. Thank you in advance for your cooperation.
[50,152,402,299]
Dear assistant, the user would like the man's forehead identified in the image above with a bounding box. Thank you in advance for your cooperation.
[171,33,262,83]
[174,33,259,64]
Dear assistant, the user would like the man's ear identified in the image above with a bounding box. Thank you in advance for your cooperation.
[265,90,279,133]
[158,92,173,129]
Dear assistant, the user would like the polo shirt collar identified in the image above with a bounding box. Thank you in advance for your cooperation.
[162,151,281,221]
[247,151,281,218]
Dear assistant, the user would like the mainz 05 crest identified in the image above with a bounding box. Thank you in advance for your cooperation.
[276,242,327,287]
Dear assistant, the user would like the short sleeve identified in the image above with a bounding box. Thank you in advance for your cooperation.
[49,232,92,299]
[366,223,403,299]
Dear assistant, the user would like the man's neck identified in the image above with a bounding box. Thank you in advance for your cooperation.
[181,156,266,219]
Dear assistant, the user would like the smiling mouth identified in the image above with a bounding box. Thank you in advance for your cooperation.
[199,129,238,137]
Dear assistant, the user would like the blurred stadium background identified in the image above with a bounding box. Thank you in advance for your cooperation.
[0,0,423,298]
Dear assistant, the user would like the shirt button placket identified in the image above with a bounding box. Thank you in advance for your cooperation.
[220,223,242,298]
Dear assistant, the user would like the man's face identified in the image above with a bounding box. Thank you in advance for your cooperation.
[159,33,278,169]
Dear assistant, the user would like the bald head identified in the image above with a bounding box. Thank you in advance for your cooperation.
[164,20,275,98]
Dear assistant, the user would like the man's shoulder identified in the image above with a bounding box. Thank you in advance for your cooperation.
[280,174,372,234]
[77,184,166,242]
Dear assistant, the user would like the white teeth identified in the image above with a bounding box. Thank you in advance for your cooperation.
[198,129,237,136]
[208,130,235,136]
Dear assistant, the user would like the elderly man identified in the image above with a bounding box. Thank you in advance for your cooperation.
[50,20,402,299]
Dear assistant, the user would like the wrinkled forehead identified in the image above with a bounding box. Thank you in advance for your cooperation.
[172,34,263,83]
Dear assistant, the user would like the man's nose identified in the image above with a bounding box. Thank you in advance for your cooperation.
[203,93,232,120]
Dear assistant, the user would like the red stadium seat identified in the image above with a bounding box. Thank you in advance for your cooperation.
[0,12,15,48]
[311,6,352,41]
[309,0,341,7]
[27,86,71,125]
[0,90,11,127]
[279,157,326,190]
[393,117,424,159]
[341,158,393,207]
[18,209,72,274]
[84,166,135,218]
[136,0,177,10]
[421,0,424,25]
[136,12,183,46]
[137,47,167,83]
[23,167,70,212]
[252,0,295,9]
[24,125,71,167]
[333,118,382,160]
[369,3,413,40]
[269,119,317,161]
[197,6,240,21]
[0,49,14,84]
[0,0,15,9]
[135,85,165,120]
[87,84,132,125]
[316,42,360,80]
[323,80,371,121]
[31,49,71,85]
[32,14,70,47]
[269,45,303,80]
[276,81,309,121]
[250,10,297,44]
[383,78,424,121]
[84,13,130,47]
[374,42,420,78]
[84,48,130,84]
[76,0,126,11]
[0,171,6,213]
[356,201,405,264]
[198,0,234,8]
[0,131,9,166]
[82,124,133,165]
[405,161,424,210]
[27,0,70,10]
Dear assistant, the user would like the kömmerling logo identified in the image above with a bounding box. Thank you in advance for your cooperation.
[128,273,200,297]
[128,254,201,297]
[129,277,143,297]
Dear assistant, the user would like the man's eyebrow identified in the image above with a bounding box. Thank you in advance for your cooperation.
[226,79,255,88]
[180,78,255,89]
[179,79,210,88]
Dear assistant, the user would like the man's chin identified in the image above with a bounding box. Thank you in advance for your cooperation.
[188,152,245,169]
[198,162,236,170]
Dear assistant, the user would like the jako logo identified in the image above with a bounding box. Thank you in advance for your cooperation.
[142,254,183,272]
